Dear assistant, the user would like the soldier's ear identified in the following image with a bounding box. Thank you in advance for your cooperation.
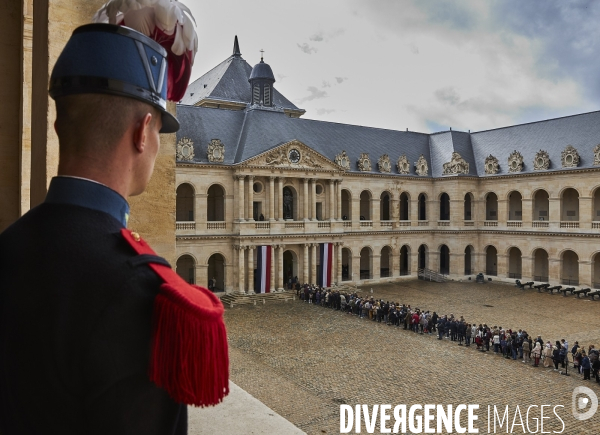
[133,113,153,153]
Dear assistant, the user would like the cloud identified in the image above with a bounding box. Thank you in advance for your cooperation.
[335,77,348,84]
[277,74,287,82]
[308,28,345,43]
[297,86,328,103]
[322,81,331,88]
[309,32,324,42]
[409,43,419,54]
[317,108,336,115]
[297,43,318,54]
[435,87,460,105]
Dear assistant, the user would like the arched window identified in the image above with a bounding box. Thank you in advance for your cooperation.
[485,193,498,221]
[282,186,296,220]
[593,253,600,289]
[418,194,427,221]
[593,188,600,222]
[207,254,225,292]
[380,192,391,221]
[439,193,450,220]
[400,245,411,276]
[360,247,372,279]
[464,193,473,221]
[485,246,497,276]
[464,245,474,275]
[533,249,549,282]
[399,192,410,220]
[418,244,428,269]
[561,188,579,222]
[439,245,450,275]
[533,190,549,222]
[360,191,371,220]
[561,250,579,285]
[176,255,195,284]
[507,247,522,279]
[508,191,522,221]
[380,246,392,277]
[341,189,351,221]
[207,184,225,221]
[342,248,352,281]
[176,183,194,221]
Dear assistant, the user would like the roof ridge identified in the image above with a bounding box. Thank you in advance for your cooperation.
[290,115,430,136]
[472,109,600,134]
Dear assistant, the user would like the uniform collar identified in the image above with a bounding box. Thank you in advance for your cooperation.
[45,176,130,227]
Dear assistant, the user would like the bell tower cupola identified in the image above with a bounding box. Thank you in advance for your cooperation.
[248,50,275,106]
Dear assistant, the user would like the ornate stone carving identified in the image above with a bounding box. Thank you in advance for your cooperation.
[414,155,428,176]
[335,150,350,170]
[507,150,524,173]
[442,152,469,175]
[561,145,579,168]
[206,138,224,163]
[533,149,550,170]
[594,144,600,166]
[301,151,323,168]
[378,154,391,173]
[176,137,195,161]
[265,149,286,165]
[484,155,499,174]
[396,155,410,174]
[357,153,372,172]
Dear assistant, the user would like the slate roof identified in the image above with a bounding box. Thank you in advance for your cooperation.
[180,47,300,111]
[177,104,600,178]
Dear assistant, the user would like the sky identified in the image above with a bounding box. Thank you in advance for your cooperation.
[186,0,600,134]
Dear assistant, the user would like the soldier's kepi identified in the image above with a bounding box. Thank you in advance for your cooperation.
[49,7,229,407]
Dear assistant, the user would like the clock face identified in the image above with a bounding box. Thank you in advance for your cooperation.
[289,149,300,164]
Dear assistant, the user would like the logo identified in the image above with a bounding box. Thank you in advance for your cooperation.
[572,386,598,421]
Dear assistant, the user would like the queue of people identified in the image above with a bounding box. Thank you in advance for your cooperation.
[296,286,600,384]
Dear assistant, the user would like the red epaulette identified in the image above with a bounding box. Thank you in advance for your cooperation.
[121,229,229,407]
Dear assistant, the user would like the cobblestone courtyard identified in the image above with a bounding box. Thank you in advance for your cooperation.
[225,280,600,434]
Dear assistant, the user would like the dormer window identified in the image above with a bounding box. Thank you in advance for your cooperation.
[253,85,260,105]
[264,85,271,106]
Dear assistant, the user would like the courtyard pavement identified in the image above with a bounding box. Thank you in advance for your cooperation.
[223,280,600,434]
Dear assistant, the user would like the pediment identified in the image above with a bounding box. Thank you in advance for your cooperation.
[240,140,344,171]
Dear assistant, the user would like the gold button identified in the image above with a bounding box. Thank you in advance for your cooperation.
[131,231,140,242]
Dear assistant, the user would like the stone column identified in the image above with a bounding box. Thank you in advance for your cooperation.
[549,258,561,284]
[579,260,592,287]
[311,244,318,283]
[270,245,275,292]
[303,244,310,284]
[247,175,254,221]
[328,179,335,220]
[277,245,285,291]
[352,254,361,283]
[522,256,533,281]
[237,246,245,293]
[580,196,592,228]
[497,254,508,278]
[372,254,381,280]
[336,243,343,284]
[195,264,207,288]
[450,253,464,277]
[310,179,317,220]
[410,198,419,222]
[247,246,255,293]
[223,264,233,293]
[497,199,507,225]
[336,180,343,221]
[236,175,245,221]
[303,178,309,220]
[269,176,275,220]
[522,198,533,227]
[549,197,560,229]
[450,199,462,226]
[410,249,419,276]
[277,177,284,221]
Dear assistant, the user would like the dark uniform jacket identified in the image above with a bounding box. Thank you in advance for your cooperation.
[0,177,186,435]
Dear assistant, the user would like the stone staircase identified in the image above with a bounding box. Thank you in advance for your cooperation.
[417,268,448,283]
[220,290,297,308]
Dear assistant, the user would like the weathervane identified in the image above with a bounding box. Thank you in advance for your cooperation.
[260,49,264,61]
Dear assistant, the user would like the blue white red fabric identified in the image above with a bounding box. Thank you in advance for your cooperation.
[318,243,333,287]
[256,246,272,293]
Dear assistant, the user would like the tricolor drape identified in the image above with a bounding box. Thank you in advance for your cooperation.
[318,243,333,287]
[256,246,272,293]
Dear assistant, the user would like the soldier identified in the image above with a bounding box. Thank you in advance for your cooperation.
[0,21,228,435]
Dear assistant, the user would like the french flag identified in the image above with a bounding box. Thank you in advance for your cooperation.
[256,245,272,293]
[318,243,333,287]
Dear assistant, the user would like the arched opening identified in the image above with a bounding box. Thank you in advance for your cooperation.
[360,247,372,279]
[533,249,549,282]
[283,250,298,289]
[593,253,600,288]
[207,184,225,221]
[464,193,473,221]
[380,246,392,277]
[207,253,225,292]
[439,193,450,221]
[485,246,497,276]
[464,245,474,275]
[399,192,410,220]
[176,183,194,221]
[400,245,411,275]
[561,250,579,285]
[176,254,195,284]
[282,186,297,220]
[561,188,579,222]
[485,193,498,221]
[342,248,352,281]
[533,189,549,222]
[360,191,371,220]
[439,245,450,275]
[341,189,351,220]
[593,188,600,222]
[418,244,428,269]
[380,191,391,221]
[418,193,427,220]
[508,191,522,221]
[507,247,522,279]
